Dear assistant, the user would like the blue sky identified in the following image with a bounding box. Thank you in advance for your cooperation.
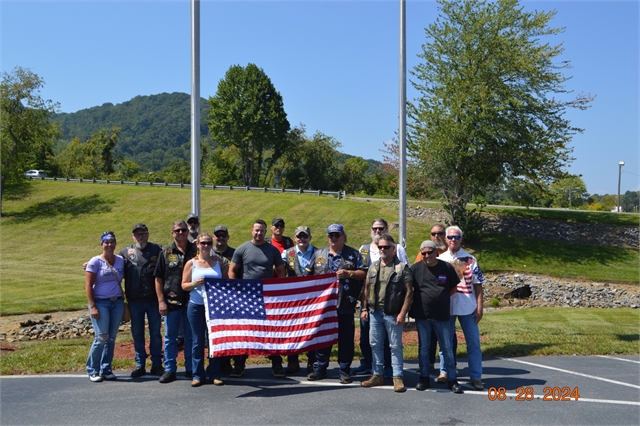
[2,0,638,196]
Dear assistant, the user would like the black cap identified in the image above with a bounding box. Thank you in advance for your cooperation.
[272,217,285,226]
[132,223,148,233]
[186,214,199,223]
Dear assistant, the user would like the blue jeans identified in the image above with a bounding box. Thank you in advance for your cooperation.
[416,318,456,381]
[369,310,404,377]
[187,302,221,380]
[358,314,391,369]
[129,300,162,368]
[86,298,124,376]
[163,308,192,373]
[447,313,482,380]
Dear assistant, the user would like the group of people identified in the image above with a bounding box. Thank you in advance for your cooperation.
[84,215,485,394]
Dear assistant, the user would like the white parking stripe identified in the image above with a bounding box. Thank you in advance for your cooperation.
[596,355,640,364]
[499,357,640,389]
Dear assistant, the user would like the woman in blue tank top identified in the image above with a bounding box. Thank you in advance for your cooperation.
[181,233,228,386]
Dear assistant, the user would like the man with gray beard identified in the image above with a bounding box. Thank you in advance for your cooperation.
[354,218,408,377]
[119,223,164,378]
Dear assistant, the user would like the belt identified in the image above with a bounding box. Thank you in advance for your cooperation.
[97,296,123,301]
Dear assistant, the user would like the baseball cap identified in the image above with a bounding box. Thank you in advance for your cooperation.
[214,225,228,234]
[186,214,199,223]
[295,226,311,236]
[272,217,285,226]
[132,223,148,233]
[327,223,344,234]
[420,240,437,250]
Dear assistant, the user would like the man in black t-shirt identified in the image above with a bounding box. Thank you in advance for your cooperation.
[409,240,463,393]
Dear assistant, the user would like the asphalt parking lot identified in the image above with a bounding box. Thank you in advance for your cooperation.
[2,355,639,425]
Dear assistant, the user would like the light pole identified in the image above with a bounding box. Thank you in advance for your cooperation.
[617,161,624,212]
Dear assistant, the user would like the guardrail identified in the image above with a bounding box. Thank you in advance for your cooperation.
[26,176,346,199]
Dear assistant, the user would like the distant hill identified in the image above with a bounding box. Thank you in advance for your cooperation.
[53,92,211,171]
[52,92,384,173]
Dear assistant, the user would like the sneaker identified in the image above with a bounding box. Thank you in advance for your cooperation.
[307,370,327,381]
[339,373,352,384]
[191,379,203,387]
[361,374,384,388]
[101,372,117,381]
[130,367,146,378]
[471,379,484,391]
[272,366,286,378]
[150,365,165,376]
[449,380,463,394]
[284,360,300,374]
[435,373,448,383]
[230,366,245,378]
[184,371,193,379]
[393,376,406,393]
[159,371,176,383]
[415,376,430,391]
[352,363,372,375]
[212,378,224,386]
[89,374,103,383]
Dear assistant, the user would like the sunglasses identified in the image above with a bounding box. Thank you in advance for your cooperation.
[421,250,436,256]
[296,234,309,239]
[273,224,284,229]
[378,245,393,250]
[173,228,188,233]
[133,232,148,237]
[328,233,342,239]
[431,232,445,236]
[447,235,462,240]
[198,241,213,246]
[214,233,228,238]
[371,227,386,231]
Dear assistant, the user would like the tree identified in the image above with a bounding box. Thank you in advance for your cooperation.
[207,63,290,186]
[340,157,369,194]
[408,0,594,228]
[53,127,121,179]
[1,67,60,200]
[549,174,587,208]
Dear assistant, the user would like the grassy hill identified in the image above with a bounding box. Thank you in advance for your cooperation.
[1,180,638,315]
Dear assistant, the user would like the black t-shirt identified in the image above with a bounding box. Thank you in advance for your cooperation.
[410,259,460,321]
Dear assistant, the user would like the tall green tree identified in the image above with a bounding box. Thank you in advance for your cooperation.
[549,174,587,208]
[408,0,594,228]
[207,63,290,186]
[54,127,121,179]
[340,157,369,194]
[1,67,59,200]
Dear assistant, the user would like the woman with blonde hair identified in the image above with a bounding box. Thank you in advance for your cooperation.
[182,232,228,387]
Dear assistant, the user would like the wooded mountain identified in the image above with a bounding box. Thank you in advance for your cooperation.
[53,92,211,171]
[52,92,384,173]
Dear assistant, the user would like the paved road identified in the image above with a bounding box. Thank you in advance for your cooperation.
[2,355,639,425]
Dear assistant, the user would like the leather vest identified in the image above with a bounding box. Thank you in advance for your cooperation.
[313,245,363,311]
[284,246,317,277]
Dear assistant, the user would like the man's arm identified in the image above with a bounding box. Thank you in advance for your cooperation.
[155,277,167,316]
[229,262,241,279]
[360,273,371,322]
[275,264,285,278]
[396,268,414,325]
[473,283,483,323]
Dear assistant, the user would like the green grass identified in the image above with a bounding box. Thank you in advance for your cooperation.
[1,180,638,315]
[2,308,637,375]
[485,206,639,227]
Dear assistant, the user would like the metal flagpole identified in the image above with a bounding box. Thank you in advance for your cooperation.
[398,0,407,247]
[190,0,201,218]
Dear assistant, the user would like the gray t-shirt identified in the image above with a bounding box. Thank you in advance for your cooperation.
[231,241,285,279]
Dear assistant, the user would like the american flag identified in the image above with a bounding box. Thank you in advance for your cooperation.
[204,273,339,357]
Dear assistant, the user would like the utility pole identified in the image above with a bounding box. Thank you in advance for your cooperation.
[617,161,624,212]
